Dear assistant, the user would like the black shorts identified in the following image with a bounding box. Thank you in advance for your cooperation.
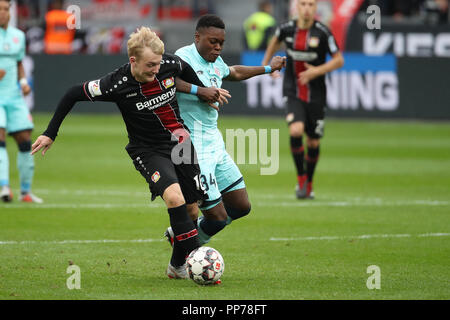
[127,145,208,205]
[285,96,325,139]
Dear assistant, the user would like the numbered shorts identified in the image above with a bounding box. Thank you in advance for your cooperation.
[285,96,325,139]
[127,148,207,205]
[0,95,34,134]
[196,143,245,211]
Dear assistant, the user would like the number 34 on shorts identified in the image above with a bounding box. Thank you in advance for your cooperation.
[194,173,217,192]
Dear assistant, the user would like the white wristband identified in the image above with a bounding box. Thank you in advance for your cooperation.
[19,78,28,87]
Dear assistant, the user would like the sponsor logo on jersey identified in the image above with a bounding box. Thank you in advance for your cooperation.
[135,87,176,111]
[309,37,320,48]
[126,92,137,98]
[162,77,175,89]
[151,171,160,183]
[286,49,318,62]
[88,80,102,97]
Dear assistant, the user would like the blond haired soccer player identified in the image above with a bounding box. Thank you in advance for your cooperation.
[32,27,227,279]
[0,0,42,203]
[262,0,344,199]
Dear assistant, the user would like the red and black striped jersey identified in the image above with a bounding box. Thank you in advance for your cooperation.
[79,54,202,154]
[275,20,339,105]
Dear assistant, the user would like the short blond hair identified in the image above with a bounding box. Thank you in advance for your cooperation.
[127,27,164,59]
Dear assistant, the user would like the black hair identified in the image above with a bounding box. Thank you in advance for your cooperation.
[195,14,225,31]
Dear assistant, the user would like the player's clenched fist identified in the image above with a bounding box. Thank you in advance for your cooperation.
[269,56,287,72]
[31,135,54,156]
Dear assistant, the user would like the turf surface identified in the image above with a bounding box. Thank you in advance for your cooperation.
[0,114,449,300]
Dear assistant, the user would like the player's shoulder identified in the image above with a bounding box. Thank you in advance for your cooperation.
[313,20,332,36]
[159,53,184,74]
[275,19,296,38]
[109,63,130,77]
[278,19,296,31]
[7,26,25,39]
[175,44,194,56]
[161,53,183,66]
[174,43,196,63]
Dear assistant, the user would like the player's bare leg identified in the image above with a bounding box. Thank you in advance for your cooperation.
[11,129,42,203]
[221,188,251,225]
[0,127,12,202]
[196,188,251,244]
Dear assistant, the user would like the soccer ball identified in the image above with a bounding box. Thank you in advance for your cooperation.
[186,246,224,285]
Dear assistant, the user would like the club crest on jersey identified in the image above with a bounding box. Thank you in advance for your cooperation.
[309,37,319,48]
[214,67,221,77]
[162,77,175,89]
[151,171,160,183]
[88,80,102,97]
[210,77,218,88]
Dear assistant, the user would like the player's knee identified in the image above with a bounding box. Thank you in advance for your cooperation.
[204,204,228,221]
[17,141,32,152]
[289,123,304,138]
[306,138,320,149]
[162,185,186,208]
[225,202,251,221]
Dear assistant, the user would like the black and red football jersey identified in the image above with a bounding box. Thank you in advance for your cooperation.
[275,20,339,105]
[80,54,201,154]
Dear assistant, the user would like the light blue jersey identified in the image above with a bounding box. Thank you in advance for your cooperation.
[0,26,33,133]
[175,43,245,210]
[175,43,230,134]
[0,26,25,97]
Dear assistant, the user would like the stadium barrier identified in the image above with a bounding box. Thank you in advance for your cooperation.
[32,50,450,119]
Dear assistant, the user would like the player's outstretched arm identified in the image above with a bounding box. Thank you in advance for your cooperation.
[225,56,286,82]
[262,36,283,79]
[262,36,282,66]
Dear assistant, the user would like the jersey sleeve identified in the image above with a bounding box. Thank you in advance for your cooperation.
[17,32,26,62]
[218,57,230,79]
[82,68,122,102]
[176,57,204,87]
[274,23,287,42]
[324,27,339,55]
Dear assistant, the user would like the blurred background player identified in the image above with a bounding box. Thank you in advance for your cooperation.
[243,0,276,51]
[0,0,42,203]
[262,0,344,199]
[167,14,286,247]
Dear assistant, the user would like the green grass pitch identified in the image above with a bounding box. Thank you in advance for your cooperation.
[0,113,449,300]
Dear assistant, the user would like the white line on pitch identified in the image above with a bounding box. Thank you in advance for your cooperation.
[269,232,450,241]
[1,233,448,246]
[254,200,450,207]
[1,203,164,209]
[0,238,165,245]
